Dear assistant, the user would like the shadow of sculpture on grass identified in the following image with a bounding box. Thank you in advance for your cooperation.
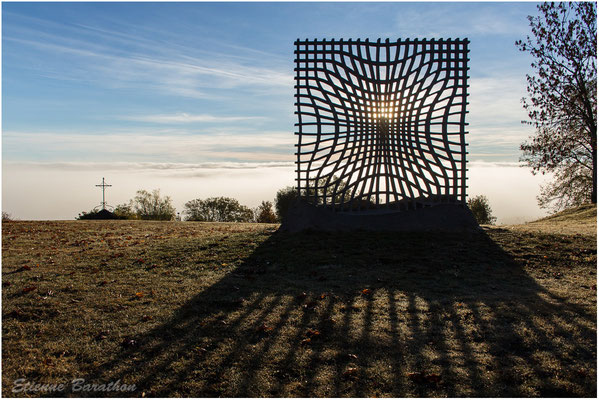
[79,229,596,397]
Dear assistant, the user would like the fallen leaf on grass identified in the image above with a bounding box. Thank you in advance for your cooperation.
[408,372,425,383]
[95,331,110,341]
[296,292,307,300]
[134,292,144,298]
[6,309,23,319]
[233,297,245,306]
[408,371,442,384]
[305,328,321,338]
[121,338,138,348]
[343,367,358,380]
[256,324,273,334]
[361,288,372,295]
[426,373,442,383]
[303,301,318,309]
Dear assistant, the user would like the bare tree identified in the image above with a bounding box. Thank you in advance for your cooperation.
[516,2,596,210]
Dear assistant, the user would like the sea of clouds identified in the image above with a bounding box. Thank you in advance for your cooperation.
[2,160,551,224]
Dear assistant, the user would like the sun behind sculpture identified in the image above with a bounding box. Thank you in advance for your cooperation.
[294,38,469,212]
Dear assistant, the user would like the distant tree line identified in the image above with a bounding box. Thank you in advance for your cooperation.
[183,190,296,223]
[77,185,497,225]
[76,186,300,223]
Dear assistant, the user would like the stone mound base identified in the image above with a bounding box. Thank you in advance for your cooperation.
[280,200,480,232]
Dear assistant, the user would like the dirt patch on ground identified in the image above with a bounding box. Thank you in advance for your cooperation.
[2,219,596,397]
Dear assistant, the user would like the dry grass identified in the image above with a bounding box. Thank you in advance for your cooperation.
[2,218,596,397]
[504,203,597,236]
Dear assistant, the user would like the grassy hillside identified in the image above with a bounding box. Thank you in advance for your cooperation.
[506,203,597,236]
[534,203,597,223]
[2,220,596,397]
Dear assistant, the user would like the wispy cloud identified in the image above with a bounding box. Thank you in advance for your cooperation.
[2,130,296,163]
[122,113,268,124]
[469,75,530,123]
[5,160,294,172]
[395,4,532,38]
[468,160,523,168]
[3,20,292,100]
[466,72,534,159]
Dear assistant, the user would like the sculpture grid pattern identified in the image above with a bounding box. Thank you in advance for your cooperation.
[295,38,469,211]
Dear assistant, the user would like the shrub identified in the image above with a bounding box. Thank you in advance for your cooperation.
[113,203,138,220]
[76,209,117,220]
[132,189,176,221]
[468,195,497,225]
[303,176,352,205]
[275,186,298,221]
[184,197,253,222]
[256,201,278,223]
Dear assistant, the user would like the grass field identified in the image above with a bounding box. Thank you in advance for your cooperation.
[2,209,597,397]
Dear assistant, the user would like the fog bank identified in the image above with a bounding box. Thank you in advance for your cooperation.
[2,161,551,224]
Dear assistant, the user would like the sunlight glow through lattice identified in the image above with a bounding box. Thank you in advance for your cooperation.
[294,38,470,211]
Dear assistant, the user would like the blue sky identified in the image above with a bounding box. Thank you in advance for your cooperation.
[2,1,549,221]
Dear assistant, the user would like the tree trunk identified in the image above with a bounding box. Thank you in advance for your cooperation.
[593,141,597,204]
[592,127,597,204]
